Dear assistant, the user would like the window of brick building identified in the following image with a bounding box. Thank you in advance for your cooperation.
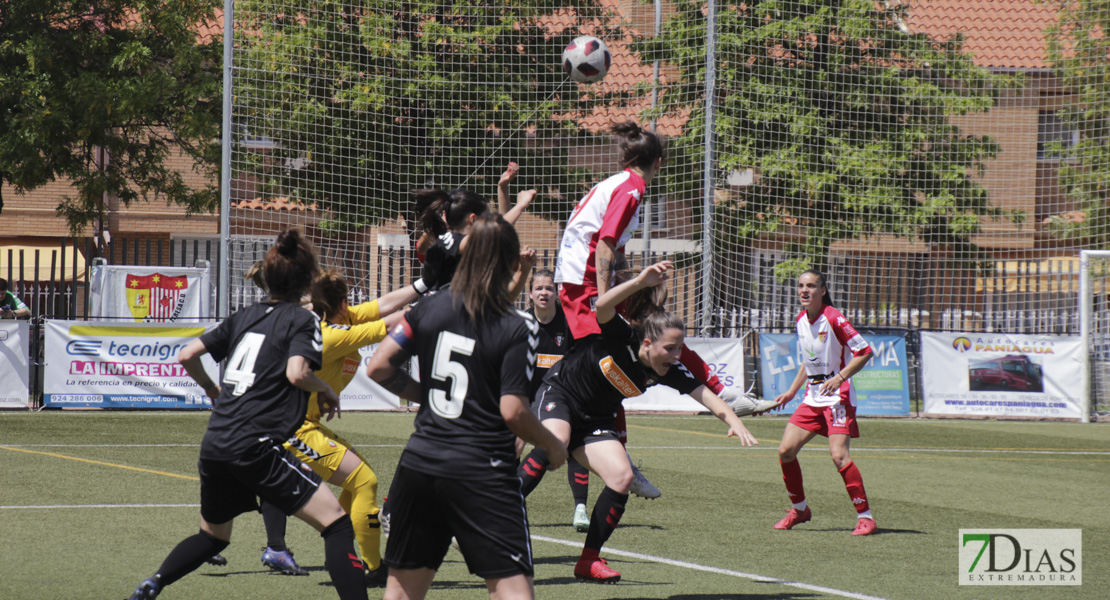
[1037,110,1079,160]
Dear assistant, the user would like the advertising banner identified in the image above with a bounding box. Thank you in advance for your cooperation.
[336,343,403,410]
[758,333,911,416]
[921,332,1084,419]
[44,320,219,409]
[0,321,30,408]
[623,338,745,411]
[89,265,213,321]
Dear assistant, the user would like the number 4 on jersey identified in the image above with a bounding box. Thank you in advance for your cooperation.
[224,332,266,396]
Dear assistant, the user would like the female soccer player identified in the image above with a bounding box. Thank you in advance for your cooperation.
[261,270,422,585]
[527,260,759,583]
[367,212,567,600]
[414,165,536,293]
[771,269,876,536]
[515,269,592,532]
[127,229,367,600]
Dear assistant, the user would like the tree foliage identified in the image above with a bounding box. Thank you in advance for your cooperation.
[1045,0,1110,245]
[637,0,1017,279]
[232,0,632,233]
[0,0,223,233]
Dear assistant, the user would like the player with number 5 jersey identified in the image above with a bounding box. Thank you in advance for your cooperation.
[368,212,567,600]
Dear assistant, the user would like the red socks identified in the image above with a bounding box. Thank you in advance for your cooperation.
[838,460,870,514]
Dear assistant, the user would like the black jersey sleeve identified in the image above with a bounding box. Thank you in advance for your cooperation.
[659,361,703,395]
[421,242,445,289]
[199,317,234,363]
[286,309,323,371]
[501,312,538,398]
[599,313,635,343]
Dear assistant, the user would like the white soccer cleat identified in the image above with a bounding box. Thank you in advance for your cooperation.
[722,389,778,417]
[627,453,661,499]
[573,503,590,532]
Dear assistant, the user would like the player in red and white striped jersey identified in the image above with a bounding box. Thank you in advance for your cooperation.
[770,269,877,536]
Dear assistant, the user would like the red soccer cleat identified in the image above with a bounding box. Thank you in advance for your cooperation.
[574,556,621,583]
[851,517,877,536]
[773,506,812,530]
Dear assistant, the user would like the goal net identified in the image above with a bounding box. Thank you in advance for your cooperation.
[224,0,1109,345]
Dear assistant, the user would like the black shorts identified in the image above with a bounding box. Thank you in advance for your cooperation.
[383,464,533,579]
[199,438,323,525]
[533,384,620,452]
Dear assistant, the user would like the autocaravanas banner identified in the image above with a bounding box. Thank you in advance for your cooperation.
[921,332,1084,419]
[89,265,212,322]
[758,333,911,415]
[44,320,219,408]
[0,321,30,408]
[623,338,745,411]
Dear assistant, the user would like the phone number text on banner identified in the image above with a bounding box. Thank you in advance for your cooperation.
[44,320,220,409]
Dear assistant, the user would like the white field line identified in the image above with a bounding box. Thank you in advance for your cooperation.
[532,534,888,600]
[0,500,887,600]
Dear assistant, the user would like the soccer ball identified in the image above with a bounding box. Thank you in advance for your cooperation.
[562,36,611,84]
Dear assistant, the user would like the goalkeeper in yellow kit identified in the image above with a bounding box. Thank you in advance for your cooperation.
[285,270,421,586]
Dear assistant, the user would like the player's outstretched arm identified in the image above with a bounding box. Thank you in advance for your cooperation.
[508,246,537,301]
[287,355,342,420]
[501,393,568,469]
[774,364,808,409]
[497,161,519,214]
[503,189,536,225]
[688,385,758,446]
[366,334,420,402]
[595,260,673,325]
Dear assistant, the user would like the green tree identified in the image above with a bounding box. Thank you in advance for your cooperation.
[231,0,631,233]
[1045,0,1110,245]
[637,0,1017,286]
[0,0,223,233]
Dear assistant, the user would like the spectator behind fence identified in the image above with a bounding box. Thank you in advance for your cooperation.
[0,278,31,319]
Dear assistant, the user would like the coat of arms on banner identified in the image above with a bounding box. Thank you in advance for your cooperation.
[126,274,190,322]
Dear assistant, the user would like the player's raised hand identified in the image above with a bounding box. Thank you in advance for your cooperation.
[519,245,537,271]
[637,260,673,288]
[499,161,520,186]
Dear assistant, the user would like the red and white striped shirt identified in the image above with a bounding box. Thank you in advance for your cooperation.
[554,169,645,287]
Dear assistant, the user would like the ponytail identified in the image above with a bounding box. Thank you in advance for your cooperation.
[264,229,319,302]
[311,270,349,321]
[611,120,666,172]
[416,188,489,234]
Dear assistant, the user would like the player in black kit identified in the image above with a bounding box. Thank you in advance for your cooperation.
[367,213,568,600]
[522,260,759,584]
[127,230,367,600]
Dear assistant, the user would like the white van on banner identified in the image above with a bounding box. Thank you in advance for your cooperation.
[622,337,745,411]
[44,320,220,409]
[0,321,30,408]
[921,332,1085,419]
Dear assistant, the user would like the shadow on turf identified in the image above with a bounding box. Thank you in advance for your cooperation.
[532,521,667,532]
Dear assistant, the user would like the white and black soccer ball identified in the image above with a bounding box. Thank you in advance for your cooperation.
[562,35,611,84]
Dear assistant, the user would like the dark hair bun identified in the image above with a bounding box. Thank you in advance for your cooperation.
[275,229,301,256]
[610,120,642,138]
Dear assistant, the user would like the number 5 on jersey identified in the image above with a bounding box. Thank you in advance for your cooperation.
[429,331,475,419]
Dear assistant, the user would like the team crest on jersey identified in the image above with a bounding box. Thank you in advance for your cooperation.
[300,463,313,473]
[555,334,564,346]
[327,440,337,448]
[545,402,556,412]
[818,331,828,343]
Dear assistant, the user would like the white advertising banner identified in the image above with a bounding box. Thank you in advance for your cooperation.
[44,320,220,409]
[921,332,1085,419]
[89,265,213,321]
[0,321,30,408]
[623,337,746,411]
[337,343,403,410]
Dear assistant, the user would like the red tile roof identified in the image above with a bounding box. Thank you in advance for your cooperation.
[903,0,1059,69]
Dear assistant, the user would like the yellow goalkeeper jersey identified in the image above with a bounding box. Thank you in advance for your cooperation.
[304,299,389,423]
